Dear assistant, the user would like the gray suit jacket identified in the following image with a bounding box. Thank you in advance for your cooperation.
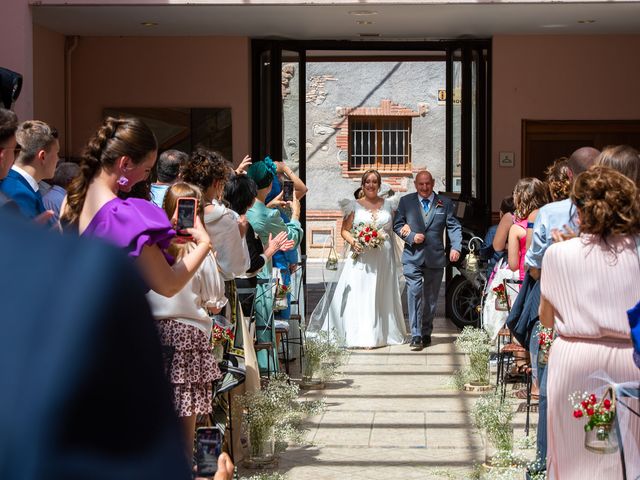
[393,192,462,268]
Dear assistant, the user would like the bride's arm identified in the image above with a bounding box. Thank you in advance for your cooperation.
[341,212,362,254]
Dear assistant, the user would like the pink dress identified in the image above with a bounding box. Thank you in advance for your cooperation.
[542,235,640,479]
[515,218,528,281]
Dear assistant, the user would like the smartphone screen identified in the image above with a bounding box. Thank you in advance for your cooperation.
[282,180,294,202]
[176,197,197,235]
[195,427,222,476]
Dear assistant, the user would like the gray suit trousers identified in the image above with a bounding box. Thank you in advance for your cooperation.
[403,263,444,338]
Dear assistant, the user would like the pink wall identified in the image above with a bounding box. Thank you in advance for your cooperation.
[1,0,33,120]
[33,25,66,154]
[492,34,640,208]
[69,36,251,162]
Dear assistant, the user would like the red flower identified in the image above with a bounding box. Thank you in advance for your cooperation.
[581,400,589,409]
[359,231,364,237]
[364,235,371,242]
[372,231,378,238]
[573,410,583,418]
[603,399,611,409]
[587,407,595,416]
[589,394,597,405]
[365,227,371,232]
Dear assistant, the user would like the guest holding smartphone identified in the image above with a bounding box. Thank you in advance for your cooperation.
[60,117,211,297]
[146,182,227,461]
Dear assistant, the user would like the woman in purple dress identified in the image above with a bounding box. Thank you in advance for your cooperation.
[61,117,211,295]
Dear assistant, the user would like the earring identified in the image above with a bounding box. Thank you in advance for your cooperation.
[117,176,129,187]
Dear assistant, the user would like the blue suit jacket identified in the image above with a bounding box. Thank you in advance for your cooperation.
[393,192,462,269]
[0,168,45,219]
[0,212,190,480]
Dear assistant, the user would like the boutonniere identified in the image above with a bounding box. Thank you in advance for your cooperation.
[436,199,444,208]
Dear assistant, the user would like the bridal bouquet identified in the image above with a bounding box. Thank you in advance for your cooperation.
[350,222,388,259]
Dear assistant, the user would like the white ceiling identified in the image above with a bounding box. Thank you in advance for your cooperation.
[32,3,640,39]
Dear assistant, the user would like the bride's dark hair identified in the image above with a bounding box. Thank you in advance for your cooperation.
[356,169,381,198]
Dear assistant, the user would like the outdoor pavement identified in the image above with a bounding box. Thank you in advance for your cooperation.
[238,261,536,479]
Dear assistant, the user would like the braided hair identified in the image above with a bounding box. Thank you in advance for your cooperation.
[62,117,157,225]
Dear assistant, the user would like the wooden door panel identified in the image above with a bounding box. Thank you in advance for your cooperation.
[522,120,640,179]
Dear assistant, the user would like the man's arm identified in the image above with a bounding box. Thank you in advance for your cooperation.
[446,199,462,252]
[393,197,416,245]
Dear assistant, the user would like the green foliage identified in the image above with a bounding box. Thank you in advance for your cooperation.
[237,374,325,454]
[240,473,287,480]
[455,327,492,386]
[472,392,514,452]
[303,329,349,382]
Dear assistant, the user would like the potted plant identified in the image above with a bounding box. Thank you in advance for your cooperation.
[455,327,492,388]
[302,330,348,388]
[472,392,514,466]
[238,374,325,466]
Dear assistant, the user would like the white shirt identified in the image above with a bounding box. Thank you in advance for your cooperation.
[146,251,228,337]
[11,165,39,192]
[204,200,251,281]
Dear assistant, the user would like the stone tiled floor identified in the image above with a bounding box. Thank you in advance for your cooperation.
[237,276,536,479]
[237,313,536,479]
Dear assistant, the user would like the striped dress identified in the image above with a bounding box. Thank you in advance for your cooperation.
[541,234,640,479]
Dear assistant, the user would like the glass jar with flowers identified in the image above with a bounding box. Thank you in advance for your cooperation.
[274,284,291,312]
[472,392,515,465]
[569,387,618,454]
[537,326,554,366]
[493,284,509,311]
[211,315,234,363]
[238,374,325,466]
[455,326,492,387]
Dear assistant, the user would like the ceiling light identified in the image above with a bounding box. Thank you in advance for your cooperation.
[541,24,567,29]
[349,10,378,16]
[140,22,158,27]
[577,19,596,24]
[356,20,374,25]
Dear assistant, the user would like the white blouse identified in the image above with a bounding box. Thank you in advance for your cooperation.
[204,200,251,281]
[146,251,228,337]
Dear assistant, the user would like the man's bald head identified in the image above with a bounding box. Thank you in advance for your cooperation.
[568,147,600,176]
[414,170,435,198]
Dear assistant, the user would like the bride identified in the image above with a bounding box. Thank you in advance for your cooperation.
[310,169,407,348]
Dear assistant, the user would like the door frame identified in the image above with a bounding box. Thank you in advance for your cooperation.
[251,38,492,243]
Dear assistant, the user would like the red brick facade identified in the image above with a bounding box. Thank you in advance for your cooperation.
[334,99,420,188]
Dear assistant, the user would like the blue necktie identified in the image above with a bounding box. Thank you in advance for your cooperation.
[421,198,430,213]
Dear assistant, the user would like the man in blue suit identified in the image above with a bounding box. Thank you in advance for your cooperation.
[0,120,58,221]
[0,108,19,210]
[393,170,462,351]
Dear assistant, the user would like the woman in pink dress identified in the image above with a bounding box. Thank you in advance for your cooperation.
[541,166,640,479]
[507,177,549,281]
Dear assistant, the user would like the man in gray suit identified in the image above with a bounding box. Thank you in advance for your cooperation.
[393,170,462,351]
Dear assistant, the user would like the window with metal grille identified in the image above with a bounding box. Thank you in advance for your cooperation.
[348,116,412,171]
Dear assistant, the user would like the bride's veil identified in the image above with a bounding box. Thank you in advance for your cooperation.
[306,193,406,337]
[306,198,354,336]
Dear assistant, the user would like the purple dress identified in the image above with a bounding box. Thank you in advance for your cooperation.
[82,197,175,261]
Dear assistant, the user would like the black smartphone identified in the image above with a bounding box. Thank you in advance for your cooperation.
[195,426,222,476]
[176,197,197,236]
[282,180,294,202]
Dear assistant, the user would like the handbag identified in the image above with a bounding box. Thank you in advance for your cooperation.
[626,237,640,356]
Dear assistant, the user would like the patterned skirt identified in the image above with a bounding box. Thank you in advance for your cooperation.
[157,319,222,417]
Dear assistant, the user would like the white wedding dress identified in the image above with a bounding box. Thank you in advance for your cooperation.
[310,198,407,348]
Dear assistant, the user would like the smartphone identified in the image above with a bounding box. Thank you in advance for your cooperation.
[176,197,197,236]
[282,180,294,202]
[195,426,222,476]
